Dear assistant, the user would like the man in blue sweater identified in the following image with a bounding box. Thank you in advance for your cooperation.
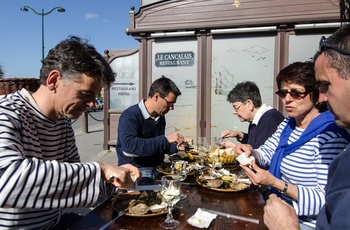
[116,76,185,183]
[263,25,350,230]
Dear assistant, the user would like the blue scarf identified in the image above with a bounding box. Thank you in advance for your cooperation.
[269,110,350,194]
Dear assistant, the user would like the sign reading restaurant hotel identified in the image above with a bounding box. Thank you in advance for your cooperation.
[155,52,194,67]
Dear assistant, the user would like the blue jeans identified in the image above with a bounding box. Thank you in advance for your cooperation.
[139,167,159,184]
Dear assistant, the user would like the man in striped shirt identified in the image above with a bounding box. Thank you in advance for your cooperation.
[0,36,140,229]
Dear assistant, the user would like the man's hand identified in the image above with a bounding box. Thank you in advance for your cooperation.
[120,163,142,180]
[166,132,184,145]
[263,194,300,230]
[177,138,194,151]
[99,163,141,189]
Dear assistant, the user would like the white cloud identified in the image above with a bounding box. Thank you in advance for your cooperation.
[85,13,99,20]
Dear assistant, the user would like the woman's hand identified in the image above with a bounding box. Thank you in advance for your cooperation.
[234,143,253,155]
[240,160,276,187]
[221,130,238,138]
[222,140,236,148]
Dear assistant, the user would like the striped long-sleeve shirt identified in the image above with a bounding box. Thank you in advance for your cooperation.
[0,89,114,229]
[257,116,349,228]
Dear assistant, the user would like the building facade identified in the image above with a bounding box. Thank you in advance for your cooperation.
[103,0,346,149]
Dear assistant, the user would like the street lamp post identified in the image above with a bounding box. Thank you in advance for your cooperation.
[20,6,65,61]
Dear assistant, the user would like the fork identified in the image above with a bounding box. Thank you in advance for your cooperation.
[214,137,225,146]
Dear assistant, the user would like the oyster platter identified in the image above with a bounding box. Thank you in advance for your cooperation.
[196,167,251,192]
[156,161,204,176]
[112,190,167,217]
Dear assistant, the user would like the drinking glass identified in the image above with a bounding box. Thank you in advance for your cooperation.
[197,137,208,166]
[172,160,188,200]
[159,175,181,229]
[209,137,221,170]
[209,154,219,170]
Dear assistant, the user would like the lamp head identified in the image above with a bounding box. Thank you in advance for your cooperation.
[20,7,28,12]
[57,7,65,12]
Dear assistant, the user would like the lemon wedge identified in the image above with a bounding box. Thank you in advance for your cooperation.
[221,176,235,182]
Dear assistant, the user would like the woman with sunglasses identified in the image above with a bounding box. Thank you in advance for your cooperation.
[235,61,350,230]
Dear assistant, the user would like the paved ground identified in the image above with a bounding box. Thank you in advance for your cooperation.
[64,113,118,216]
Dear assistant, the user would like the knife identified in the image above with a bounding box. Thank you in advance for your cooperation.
[134,184,161,190]
[200,208,259,224]
[153,180,200,187]
[99,211,126,230]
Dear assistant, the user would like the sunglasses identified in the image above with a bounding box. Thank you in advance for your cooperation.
[318,36,350,56]
[275,89,310,99]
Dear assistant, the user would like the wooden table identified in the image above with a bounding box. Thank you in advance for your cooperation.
[69,177,267,230]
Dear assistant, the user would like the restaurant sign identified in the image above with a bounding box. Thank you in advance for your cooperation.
[155,52,194,67]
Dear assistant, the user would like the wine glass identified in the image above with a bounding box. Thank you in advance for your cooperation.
[197,137,208,166]
[209,137,221,170]
[172,160,188,200]
[159,175,181,229]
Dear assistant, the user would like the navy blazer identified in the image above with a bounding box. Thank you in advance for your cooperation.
[241,108,284,149]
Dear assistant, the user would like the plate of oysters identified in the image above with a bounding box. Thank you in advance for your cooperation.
[156,161,204,176]
[111,190,167,217]
[196,167,251,192]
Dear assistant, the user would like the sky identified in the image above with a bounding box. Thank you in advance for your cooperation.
[0,0,141,78]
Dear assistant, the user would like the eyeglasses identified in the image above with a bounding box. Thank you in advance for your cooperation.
[233,100,247,112]
[161,96,175,107]
[275,89,310,99]
[318,36,350,56]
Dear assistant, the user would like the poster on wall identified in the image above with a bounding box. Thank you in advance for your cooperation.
[109,52,139,110]
[152,40,197,139]
[211,36,275,140]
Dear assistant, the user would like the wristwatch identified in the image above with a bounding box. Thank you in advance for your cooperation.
[280,182,288,194]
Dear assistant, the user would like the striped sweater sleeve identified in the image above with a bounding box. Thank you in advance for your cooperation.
[0,91,115,228]
[256,117,349,218]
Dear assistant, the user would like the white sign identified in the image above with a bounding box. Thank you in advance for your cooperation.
[109,52,139,110]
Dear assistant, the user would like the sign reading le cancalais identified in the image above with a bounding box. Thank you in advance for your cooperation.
[155,52,194,67]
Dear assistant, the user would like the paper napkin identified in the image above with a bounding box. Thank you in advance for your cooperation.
[187,208,217,228]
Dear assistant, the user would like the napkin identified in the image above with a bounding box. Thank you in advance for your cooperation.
[187,208,217,228]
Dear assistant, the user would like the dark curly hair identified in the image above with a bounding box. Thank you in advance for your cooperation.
[148,75,181,98]
[276,61,327,112]
[40,36,115,87]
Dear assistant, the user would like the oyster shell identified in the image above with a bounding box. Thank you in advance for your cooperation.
[129,203,150,215]
[149,204,166,213]
[206,179,223,188]
[230,182,250,191]
[127,199,137,211]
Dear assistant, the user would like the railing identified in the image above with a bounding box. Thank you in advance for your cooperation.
[0,78,40,95]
